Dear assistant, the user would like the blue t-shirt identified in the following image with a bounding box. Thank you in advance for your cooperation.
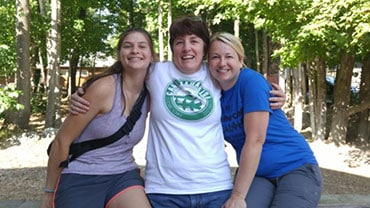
[221,68,318,178]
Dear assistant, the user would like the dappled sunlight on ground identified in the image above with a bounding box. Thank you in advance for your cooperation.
[0,116,369,200]
[309,140,370,178]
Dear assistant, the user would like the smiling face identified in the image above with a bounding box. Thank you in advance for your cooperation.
[169,16,210,74]
[208,39,243,90]
[172,34,205,74]
[119,31,154,72]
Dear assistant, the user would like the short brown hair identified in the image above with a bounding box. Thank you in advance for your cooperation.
[169,16,210,55]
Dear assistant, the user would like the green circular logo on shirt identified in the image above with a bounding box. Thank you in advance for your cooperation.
[165,79,214,120]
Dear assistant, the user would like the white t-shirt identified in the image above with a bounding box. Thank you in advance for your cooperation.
[145,62,232,194]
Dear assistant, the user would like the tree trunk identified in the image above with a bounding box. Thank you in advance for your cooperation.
[357,54,370,143]
[266,41,281,88]
[307,61,317,139]
[328,53,355,144]
[158,0,164,61]
[234,17,240,38]
[245,24,254,68]
[69,51,79,94]
[38,0,46,14]
[30,44,38,93]
[255,29,260,72]
[316,58,327,141]
[15,0,31,129]
[77,57,84,87]
[301,64,307,104]
[45,0,61,128]
[262,31,268,76]
[284,68,292,107]
[37,0,47,94]
[293,65,303,131]
[167,1,172,61]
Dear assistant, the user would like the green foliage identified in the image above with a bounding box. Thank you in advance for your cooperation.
[0,84,24,118]
[0,0,16,77]
[30,0,50,63]
[1,0,369,116]
[60,3,112,63]
[30,91,47,114]
[0,45,16,78]
[242,0,370,67]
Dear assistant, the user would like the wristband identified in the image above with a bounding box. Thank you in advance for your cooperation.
[44,187,55,193]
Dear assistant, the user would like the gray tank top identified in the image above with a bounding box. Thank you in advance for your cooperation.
[62,73,148,175]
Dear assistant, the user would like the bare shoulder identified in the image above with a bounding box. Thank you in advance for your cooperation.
[83,75,116,113]
[85,75,115,98]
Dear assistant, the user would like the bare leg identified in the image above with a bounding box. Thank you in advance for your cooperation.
[108,187,151,208]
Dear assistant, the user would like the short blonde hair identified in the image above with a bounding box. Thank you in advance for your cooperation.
[210,32,245,66]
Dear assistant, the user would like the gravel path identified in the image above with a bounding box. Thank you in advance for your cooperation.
[0,128,369,201]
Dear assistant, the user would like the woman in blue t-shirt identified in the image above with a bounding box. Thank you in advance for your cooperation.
[208,32,322,208]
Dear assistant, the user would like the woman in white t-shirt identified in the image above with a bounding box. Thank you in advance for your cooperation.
[69,17,286,208]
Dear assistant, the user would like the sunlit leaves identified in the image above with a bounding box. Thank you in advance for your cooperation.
[0,84,24,117]
[0,0,16,78]
[251,0,370,67]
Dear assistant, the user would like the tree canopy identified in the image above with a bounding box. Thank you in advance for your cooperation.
[1,0,369,144]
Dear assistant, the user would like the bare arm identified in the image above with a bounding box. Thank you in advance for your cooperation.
[269,83,286,109]
[40,77,114,208]
[222,111,269,208]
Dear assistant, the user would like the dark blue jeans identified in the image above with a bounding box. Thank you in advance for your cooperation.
[147,189,232,208]
[246,164,322,208]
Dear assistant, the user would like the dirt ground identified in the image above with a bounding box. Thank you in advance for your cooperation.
[0,110,369,201]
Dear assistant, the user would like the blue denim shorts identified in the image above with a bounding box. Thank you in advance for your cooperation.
[147,189,232,208]
[54,168,144,208]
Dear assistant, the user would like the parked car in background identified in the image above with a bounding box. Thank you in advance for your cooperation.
[305,75,360,105]
[326,75,359,104]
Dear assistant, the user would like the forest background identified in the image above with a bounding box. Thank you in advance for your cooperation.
[0,0,370,148]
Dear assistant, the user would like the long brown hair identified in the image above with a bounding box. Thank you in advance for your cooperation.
[82,28,155,91]
[80,28,155,114]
